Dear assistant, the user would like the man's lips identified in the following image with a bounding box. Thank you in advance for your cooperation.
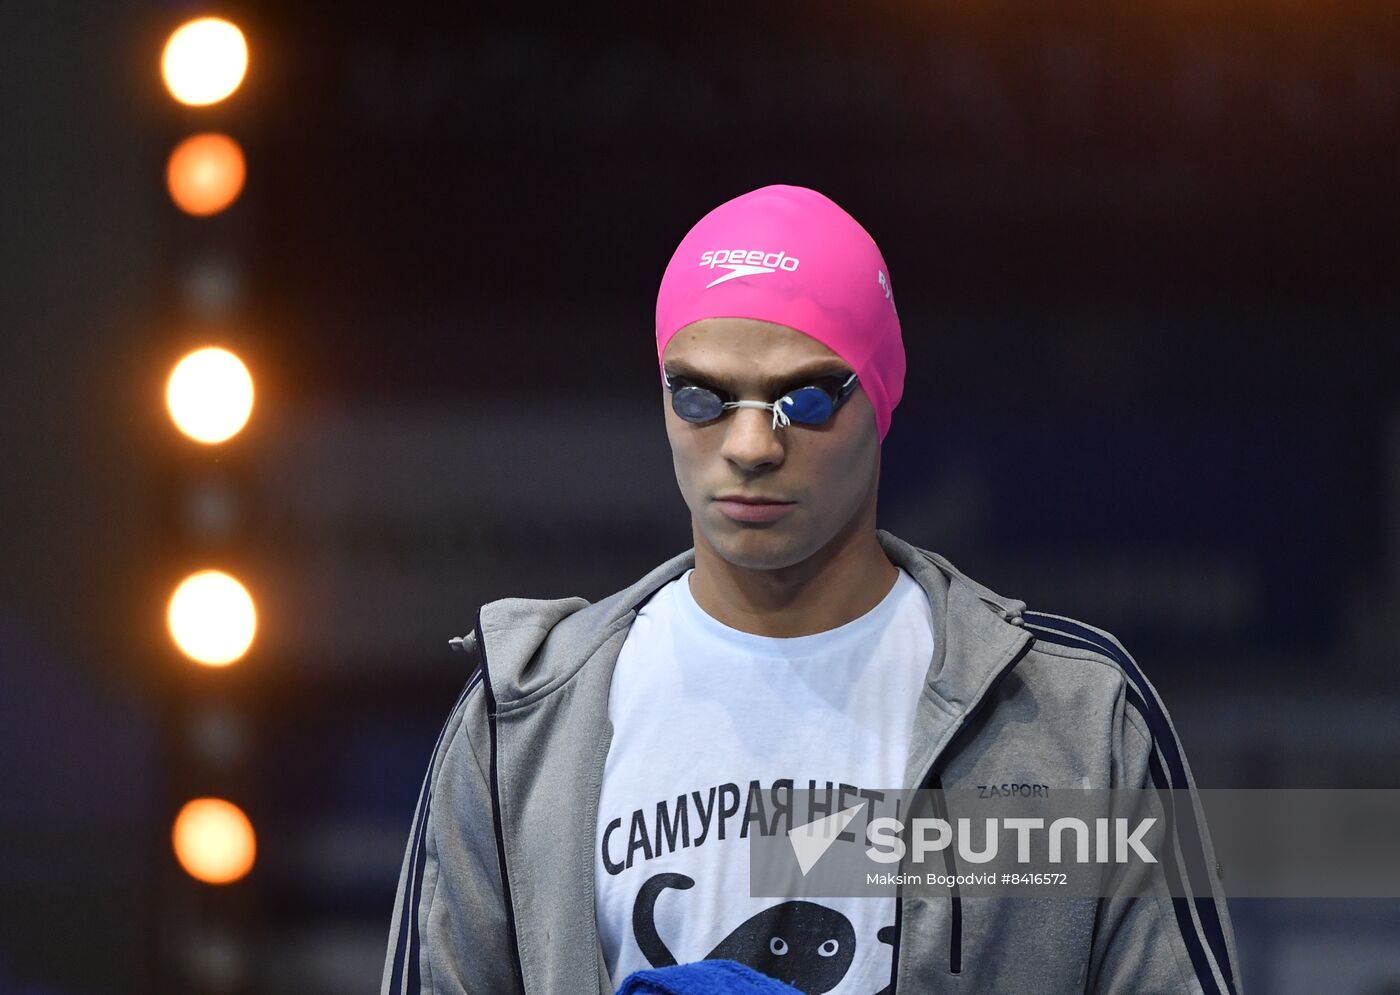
[712,494,794,505]
[713,494,796,523]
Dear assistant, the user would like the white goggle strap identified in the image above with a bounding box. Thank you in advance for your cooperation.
[725,396,795,430]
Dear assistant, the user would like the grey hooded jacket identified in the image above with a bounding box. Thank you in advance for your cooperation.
[381,530,1243,994]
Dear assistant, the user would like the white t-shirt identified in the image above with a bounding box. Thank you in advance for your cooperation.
[595,566,934,995]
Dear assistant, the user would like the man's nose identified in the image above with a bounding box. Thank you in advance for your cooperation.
[720,405,786,471]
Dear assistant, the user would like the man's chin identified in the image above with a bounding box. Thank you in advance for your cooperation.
[703,524,814,572]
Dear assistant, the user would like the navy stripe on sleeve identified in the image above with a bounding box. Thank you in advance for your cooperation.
[389,667,485,994]
[1024,614,1238,995]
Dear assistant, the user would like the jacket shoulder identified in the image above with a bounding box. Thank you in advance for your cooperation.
[1019,608,1200,780]
[1018,609,1159,706]
[1017,610,1133,680]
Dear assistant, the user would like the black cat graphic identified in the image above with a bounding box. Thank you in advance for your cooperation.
[631,872,856,993]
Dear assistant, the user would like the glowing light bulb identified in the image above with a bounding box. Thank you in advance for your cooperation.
[167,569,257,666]
[166,347,253,444]
[172,798,256,884]
[162,18,248,106]
[167,134,246,217]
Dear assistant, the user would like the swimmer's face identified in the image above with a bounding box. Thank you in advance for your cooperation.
[661,317,881,571]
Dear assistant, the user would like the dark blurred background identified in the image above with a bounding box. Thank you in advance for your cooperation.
[2,0,1398,992]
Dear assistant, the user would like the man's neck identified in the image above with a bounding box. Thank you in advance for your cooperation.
[687,524,900,638]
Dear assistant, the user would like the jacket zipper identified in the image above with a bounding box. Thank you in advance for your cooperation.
[887,637,1033,992]
[929,774,961,974]
[477,611,528,993]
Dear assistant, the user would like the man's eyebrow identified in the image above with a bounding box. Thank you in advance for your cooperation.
[663,361,852,392]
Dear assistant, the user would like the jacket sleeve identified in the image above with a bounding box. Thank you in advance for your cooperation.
[1086,650,1244,995]
[381,666,522,994]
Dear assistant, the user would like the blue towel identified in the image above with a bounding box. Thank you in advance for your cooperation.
[615,959,803,995]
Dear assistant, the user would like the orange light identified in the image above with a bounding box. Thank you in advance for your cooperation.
[167,134,246,217]
[162,17,248,106]
[166,346,254,444]
[167,569,257,666]
[172,798,256,884]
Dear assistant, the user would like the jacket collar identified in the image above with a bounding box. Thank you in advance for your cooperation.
[476,529,1029,716]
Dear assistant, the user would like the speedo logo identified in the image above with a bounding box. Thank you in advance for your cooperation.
[698,248,800,288]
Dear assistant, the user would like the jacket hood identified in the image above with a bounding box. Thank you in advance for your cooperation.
[455,529,1029,718]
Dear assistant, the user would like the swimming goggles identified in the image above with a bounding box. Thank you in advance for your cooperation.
[663,368,860,430]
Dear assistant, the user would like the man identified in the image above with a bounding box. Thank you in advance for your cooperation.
[381,185,1242,994]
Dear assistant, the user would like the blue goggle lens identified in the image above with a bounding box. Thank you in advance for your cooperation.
[779,386,836,424]
[672,387,725,422]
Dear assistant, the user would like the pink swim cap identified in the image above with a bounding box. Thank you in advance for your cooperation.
[655,184,905,441]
